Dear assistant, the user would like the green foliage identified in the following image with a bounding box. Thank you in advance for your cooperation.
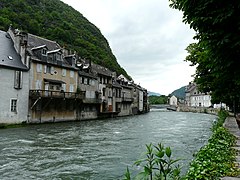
[170,86,186,99]
[185,111,239,179]
[169,0,240,111]
[124,143,182,180]
[149,95,168,105]
[0,0,130,79]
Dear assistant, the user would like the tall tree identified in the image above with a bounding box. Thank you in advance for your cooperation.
[170,0,240,111]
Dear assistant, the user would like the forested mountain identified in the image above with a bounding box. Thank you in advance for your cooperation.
[170,86,186,99]
[0,0,130,79]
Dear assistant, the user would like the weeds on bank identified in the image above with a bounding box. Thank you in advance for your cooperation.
[123,143,182,180]
[185,110,239,179]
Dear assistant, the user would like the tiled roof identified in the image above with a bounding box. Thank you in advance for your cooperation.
[0,30,28,71]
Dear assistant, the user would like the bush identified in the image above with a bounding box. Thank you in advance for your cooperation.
[185,110,239,179]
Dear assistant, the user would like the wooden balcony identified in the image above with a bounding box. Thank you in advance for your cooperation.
[29,90,85,99]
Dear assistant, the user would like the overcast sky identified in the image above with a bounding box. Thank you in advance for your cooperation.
[61,0,196,95]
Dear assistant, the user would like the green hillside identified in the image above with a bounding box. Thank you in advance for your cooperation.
[0,0,130,79]
[170,86,186,99]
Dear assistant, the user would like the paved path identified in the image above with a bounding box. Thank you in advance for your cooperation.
[221,117,240,179]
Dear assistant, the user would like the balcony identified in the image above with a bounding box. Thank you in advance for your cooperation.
[122,97,134,102]
[29,90,85,99]
[83,98,102,104]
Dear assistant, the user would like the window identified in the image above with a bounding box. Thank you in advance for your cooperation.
[81,77,84,84]
[109,89,112,97]
[35,80,42,89]
[70,70,74,78]
[102,88,106,96]
[50,67,54,75]
[46,66,51,74]
[62,84,66,91]
[62,69,66,77]
[84,78,88,85]
[44,65,47,73]
[11,99,17,112]
[37,64,42,73]
[69,84,74,92]
[14,71,22,89]
[49,85,54,90]
[56,53,61,61]
[42,48,47,55]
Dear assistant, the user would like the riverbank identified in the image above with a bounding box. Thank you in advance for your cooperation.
[177,105,219,115]
[221,116,240,179]
[184,111,240,179]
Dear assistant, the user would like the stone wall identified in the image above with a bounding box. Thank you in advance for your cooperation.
[177,105,219,115]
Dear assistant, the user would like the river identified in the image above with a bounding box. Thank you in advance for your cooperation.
[0,111,216,179]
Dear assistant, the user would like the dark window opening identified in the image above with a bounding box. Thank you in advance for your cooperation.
[11,99,17,112]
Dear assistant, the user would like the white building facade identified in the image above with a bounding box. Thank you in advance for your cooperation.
[0,30,29,124]
[185,82,212,107]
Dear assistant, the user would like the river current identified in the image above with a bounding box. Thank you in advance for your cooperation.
[0,111,216,179]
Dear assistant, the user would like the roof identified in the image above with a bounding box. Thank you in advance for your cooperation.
[31,45,47,51]
[28,33,60,51]
[47,49,61,54]
[26,33,78,70]
[91,63,112,77]
[185,83,197,93]
[112,80,122,88]
[78,71,97,79]
[0,30,28,71]
[117,74,129,82]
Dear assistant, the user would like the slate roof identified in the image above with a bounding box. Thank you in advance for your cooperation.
[112,80,122,88]
[0,30,28,71]
[78,71,97,79]
[91,63,112,77]
[185,83,196,93]
[27,33,60,50]
[27,33,78,70]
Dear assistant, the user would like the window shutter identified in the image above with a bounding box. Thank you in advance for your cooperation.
[51,67,54,75]
[37,64,42,73]
[14,71,22,89]
[44,65,47,74]
[62,84,66,91]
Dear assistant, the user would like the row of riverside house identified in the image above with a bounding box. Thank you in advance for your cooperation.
[0,26,149,125]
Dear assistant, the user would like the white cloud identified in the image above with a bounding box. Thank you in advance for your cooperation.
[61,0,196,95]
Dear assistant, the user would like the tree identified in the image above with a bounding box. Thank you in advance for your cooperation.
[170,0,240,112]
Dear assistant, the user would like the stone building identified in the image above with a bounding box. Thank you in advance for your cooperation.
[77,60,100,120]
[8,27,84,123]
[0,26,149,124]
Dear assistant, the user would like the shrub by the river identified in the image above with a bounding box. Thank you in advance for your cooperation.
[123,143,181,180]
[185,110,239,179]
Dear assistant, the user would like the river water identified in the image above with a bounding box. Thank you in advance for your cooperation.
[0,111,216,179]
